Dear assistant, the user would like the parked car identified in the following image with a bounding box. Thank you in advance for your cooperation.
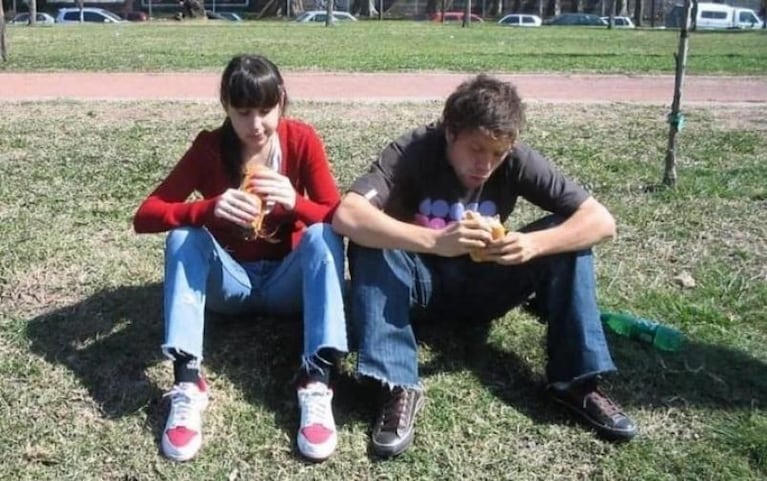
[601,15,635,27]
[666,2,763,29]
[213,11,243,21]
[55,7,125,23]
[294,10,357,22]
[123,11,149,21]
[497,13,542,26]
[8,12,56,25]
[543,13,607,26]
[431,11,484,22]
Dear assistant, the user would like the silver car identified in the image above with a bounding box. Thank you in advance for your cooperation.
[8,12,56,25]
[55,7,125,24]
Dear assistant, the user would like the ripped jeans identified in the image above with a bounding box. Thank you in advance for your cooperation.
[347,215,616,389]
[162,223,348,370]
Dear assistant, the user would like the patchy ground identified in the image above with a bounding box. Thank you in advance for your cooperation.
[1,72,766,104]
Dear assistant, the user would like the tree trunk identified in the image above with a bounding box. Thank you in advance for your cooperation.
[607,0,615,28]
[492,0,501,16]
[0,0,7,62]
[29,0,37,25]
[462,0,471,27]
[633,0,642,26]
[351,0,377,16]
[78,0,84,22]
[552,0,560,17]
[663,0,692,187]
[690,0,697,31]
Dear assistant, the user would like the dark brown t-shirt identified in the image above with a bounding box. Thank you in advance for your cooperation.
[349,124,589,228]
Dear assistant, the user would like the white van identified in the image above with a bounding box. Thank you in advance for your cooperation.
[667,3,764,29]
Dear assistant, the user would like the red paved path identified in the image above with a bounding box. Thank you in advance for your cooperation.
[1,72,766,103]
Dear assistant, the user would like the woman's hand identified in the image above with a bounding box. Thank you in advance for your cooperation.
[213,188,262,228]
[245,168,297,211]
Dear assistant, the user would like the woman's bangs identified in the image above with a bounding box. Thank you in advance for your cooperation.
[226,71,281,110]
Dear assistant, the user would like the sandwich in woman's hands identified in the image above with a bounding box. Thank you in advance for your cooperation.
[240,164,269,235]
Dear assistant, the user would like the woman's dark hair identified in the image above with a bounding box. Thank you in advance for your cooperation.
[441,74,525,142]
[219,54,288,185]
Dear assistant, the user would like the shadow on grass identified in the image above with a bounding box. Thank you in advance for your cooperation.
[415,314,767,432]
[22,283,322,453]
[24,285,766,448]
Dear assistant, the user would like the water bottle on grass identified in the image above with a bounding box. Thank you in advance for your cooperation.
[600,311,685,352]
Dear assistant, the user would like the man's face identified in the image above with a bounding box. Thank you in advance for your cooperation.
[446,128,514,190]
[224,102,281,152]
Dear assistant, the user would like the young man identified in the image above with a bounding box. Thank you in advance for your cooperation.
[332,74,637,458]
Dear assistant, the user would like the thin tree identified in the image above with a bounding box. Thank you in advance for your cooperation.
[325,0,332,26]
[663,0,693,187]
[462,0,471,27]
[762,0,766,29]
[607,0,616,29]
[0,0,6,62]
[29,0,37,25]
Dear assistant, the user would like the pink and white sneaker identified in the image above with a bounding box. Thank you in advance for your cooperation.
[296,382,337,461]
[161,378,209,462]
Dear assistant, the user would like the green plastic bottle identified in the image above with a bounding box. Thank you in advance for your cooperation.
[600,311,685,352]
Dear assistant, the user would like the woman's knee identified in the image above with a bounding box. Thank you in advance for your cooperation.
[299,223,344,256]
[165,227,210,255]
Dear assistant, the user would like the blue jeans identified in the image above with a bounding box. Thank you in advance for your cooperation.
[162,223,348,370]
[348,216,616,388]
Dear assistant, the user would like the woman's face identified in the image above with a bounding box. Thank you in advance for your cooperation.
[225,101,281,152]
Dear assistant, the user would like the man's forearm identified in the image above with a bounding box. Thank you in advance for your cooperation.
[331,193,438,253]
[529,197,616,257]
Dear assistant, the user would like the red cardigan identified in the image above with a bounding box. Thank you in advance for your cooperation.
[133,118,340,262]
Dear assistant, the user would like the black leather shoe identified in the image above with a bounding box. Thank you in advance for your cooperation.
[549,379,637,441]
[371,386,425,457]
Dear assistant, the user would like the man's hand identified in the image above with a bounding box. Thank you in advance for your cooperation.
[213,188,262,228]
[481,231,541,265]
[431,218,495,257]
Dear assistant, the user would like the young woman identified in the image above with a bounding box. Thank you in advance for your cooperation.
[133,54,347,463]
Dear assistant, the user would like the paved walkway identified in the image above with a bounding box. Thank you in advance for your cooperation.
[2,72,766,103]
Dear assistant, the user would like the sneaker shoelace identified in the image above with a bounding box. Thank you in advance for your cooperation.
[380,388,409,432]
[164,384,200,427]
[587,389,624,419]
[300,387,332,427]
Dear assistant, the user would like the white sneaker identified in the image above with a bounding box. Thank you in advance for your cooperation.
[161,378,209,462]
[297,382,337,461]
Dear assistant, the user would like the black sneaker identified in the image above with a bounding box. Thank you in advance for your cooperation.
[549,379,637,441]
[371,386,425,457]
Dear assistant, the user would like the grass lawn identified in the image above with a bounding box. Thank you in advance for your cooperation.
[0,100,765,480]
[2,21,766,74]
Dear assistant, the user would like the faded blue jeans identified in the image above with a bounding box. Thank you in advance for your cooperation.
[347,216,616,388]
[162,223,348,370]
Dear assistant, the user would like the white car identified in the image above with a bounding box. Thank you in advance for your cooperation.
[55,7,125,24]
[497,13,542,27]
[601,16,635,27]
[294,10,357,23]
[8,12,56,25]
